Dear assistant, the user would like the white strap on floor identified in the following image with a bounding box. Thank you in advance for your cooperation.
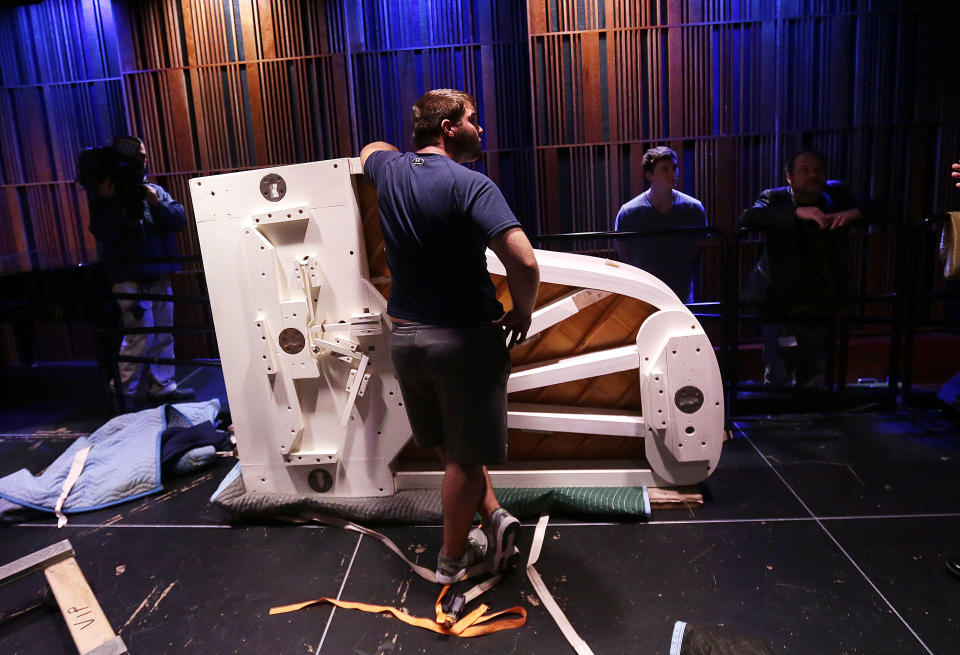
[329,510,593,651]
[526,514,595,655]
[309,513,492,585]
[670,620,688,655]
[461,570,504,604]
[54,445,92,528]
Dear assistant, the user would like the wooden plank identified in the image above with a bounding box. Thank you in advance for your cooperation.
[166,70,197,171]
[527,288,611,337]
[539,147,560,233]
[507,344,640,393]
[480,43,498,152]
[331,55,353,155]
[581,31,602,144]
[3,187,29,268]
[258,0,277,59]
[666,22,683,138]
[44,557,117,654]
[503,427,645,460]
[0,540,73,586]
[648,485,702,510]
[508,402,644,437]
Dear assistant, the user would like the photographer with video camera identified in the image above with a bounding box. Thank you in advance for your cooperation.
[78,136,194,405]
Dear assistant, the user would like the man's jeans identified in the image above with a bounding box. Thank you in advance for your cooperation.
[112,276,176,397]
[761,319,833,387]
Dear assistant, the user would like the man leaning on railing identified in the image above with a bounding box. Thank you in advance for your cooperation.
[739,150,863,388]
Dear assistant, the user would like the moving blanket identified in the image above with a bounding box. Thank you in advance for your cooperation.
[0,399,220,514]
[211,462,650,523]
[671,621,775,654]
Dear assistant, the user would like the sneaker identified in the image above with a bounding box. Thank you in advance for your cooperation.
[482,508,521,575]
[436,527,488,585]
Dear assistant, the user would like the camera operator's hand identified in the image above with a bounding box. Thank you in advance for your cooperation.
[143,184,160,205]
[98,178,116,198]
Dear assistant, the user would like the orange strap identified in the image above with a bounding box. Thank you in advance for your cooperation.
[270,586,526,638]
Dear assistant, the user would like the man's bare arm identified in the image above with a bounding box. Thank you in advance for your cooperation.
[360,141,399,168]
[489,227,540,348]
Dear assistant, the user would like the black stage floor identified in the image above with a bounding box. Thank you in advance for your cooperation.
[1,363,959,654]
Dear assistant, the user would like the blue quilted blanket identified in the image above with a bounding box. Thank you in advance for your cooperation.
[0,399,220,514]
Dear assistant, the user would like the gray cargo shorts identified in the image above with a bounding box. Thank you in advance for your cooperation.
[390,321,511,465]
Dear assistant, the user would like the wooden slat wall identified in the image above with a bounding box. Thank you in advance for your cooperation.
[527,0,960,239]
[0,0,125,362]
[346,0,536,227]
[2,0,959,365]
[0,0,534,363]
[0,0,125,274]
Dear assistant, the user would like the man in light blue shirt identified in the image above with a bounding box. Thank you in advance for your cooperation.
[614,147,708,302]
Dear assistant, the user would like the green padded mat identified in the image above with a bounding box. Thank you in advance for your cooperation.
[211,463,650,523]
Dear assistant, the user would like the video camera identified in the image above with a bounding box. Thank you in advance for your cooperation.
[76,138,148,210]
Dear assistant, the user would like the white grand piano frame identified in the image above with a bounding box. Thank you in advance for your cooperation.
[189,158,724,497]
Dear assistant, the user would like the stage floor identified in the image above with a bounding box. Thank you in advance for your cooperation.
[1,363,959,654]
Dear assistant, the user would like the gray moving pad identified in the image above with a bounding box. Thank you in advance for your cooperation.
[671,621,775,655]
[210,463,649,523]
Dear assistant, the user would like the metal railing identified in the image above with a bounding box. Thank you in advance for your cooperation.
[92,254,219,410]
[531,217,958,414]
[7,219,957,416]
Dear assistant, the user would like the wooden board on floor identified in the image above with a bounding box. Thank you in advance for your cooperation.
[649,486,703,510]
[44,557,118,654]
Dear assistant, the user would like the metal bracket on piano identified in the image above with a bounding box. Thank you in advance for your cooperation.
[346,368,372,398]
[340,353,370,425]
[311,334,360,361]
[309,335,370,425]
[321,312,383,338]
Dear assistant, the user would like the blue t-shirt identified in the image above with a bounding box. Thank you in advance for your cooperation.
[614,190,707,302]
[363,150,521,326]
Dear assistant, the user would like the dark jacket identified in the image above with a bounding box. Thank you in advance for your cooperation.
[739,181,860,316]
[88,183,186,283]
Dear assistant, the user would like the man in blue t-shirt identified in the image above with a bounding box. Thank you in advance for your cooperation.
[361,89,540,585]
[614,146,708,302]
